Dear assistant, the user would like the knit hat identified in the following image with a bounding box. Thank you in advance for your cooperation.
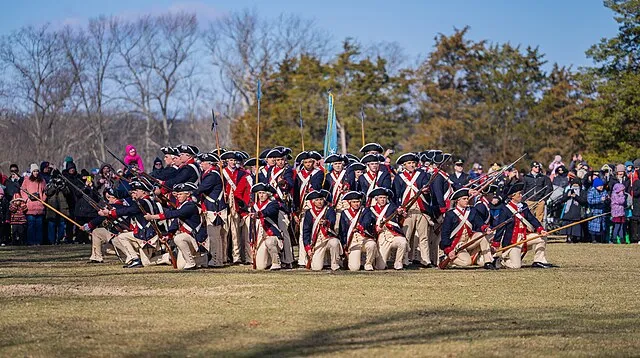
[554,155,562,162]
[593,177,604,188]
[615,164,625,173]
[40,161,50,171]
[29,163,39,173]
[624,161,633,168]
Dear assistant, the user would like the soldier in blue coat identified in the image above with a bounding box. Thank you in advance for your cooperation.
[146,182,207,270]
[294,151,325,267]
[194,152,227,267]
[439,188,496,269]
[339,191,385,271]
[248,183,283,270]
[493,182,551,269]
[450,158,470,190]
[302,189,341,271]
[156,144,201,197]
[359,154,392,201]
[98,181,171,268]
[368,187,407,270]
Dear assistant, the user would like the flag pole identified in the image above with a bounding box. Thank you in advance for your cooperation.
[360,106,366,148]
[299,105,305,152]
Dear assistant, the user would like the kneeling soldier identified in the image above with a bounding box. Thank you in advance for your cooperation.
[146,183,207,270]
[440,188,496,269]
[368,187,407,270]
[249,183,283,270]
[493,182,551,269]
[340,191,384,271]
[303,189,342,271]
[86,188,130,263]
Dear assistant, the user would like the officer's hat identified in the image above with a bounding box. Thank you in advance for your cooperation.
[197,152,219,163]
[236,151,250,161]
[259,148,272,159]
[345,153,360,164]
[482,184,499,195]
[305,189,330,201]
[531,161,542,168]
[361,153,383,164]
[161,146,179,156]
[173,182,198,193]
[176,144,199,156]
[251,183,275,194]
[359,142,384,154]
[273,146,293,160]
[396,153,419,165]
[308,151,323,161]
[433,151,451,164]
[451,188,470,201]
[325,154,348,164]
[130,180,152,192]
[505,182,525,196]
[103,187,120,199]
[265,148,284,159]
[368,187,393,199]
[244,158,265,168]
[348,162,366,172]
[295,151,310,163]
[454,158,465,166]
[342,191,364,201]
[221,151,240,161]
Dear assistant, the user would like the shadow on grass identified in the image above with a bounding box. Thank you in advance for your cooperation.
[134,307,639,357]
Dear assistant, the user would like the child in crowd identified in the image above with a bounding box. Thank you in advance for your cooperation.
[9,195,28,245]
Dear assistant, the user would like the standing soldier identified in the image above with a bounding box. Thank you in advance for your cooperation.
[220,151,247,265]
[194,152,226,267]
[323,154,351,208]
[236,158,267,266]
[439,188,497,269]
[156,144,201,197]
[302,190,341,271]
[392,153,434,267]
[146,183,207,270]
[264,148,295,267]
[494,182,552,269]
[293,151,324,266]
[249,183,283,270]
[339,191,385,271]
[359,154,392,200]
[522,161,553,226]
[368,187,407,270]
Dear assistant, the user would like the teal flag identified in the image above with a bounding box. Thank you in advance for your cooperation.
[324,92,338,157]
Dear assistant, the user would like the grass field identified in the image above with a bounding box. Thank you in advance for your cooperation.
[1,242,640,357]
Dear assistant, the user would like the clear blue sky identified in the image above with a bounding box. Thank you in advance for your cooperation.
[0,0,619,69]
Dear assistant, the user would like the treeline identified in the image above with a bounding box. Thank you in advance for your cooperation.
[0,1,638,171]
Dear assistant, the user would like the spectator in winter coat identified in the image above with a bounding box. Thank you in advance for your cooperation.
[44,174,71,245]
[151,157,164,178]
[4,164,23,198]
[124,144,144,172]
[548,155,565,180]
[0,187,10,246]
[610,183,627,244]
[20,164,46,245]
[9,195,27,245]
[587,177,609,243]
[522,161,553,225]
[62,162,79,243]
[559,178,587,243]
[608,164,630,193]
[73,169,100,244]
[40,161,52,183]
[631,169,640,243]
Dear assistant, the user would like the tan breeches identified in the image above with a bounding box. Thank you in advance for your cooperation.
[347,233,385,271]
[501,233,547,269]
[451,232,492,267]
[115,232,170,266]
[173,232,208,269]
[378,230,408,269]
[311,235,342,271]
[402,211,432,265]
[90,228,126,262]
[255,235,282,270]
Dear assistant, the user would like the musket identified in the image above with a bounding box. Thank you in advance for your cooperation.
[251,80,262,270]
[360,106,365,148]
[20,188,84,230]
[494,212,610,255]
[463,153,527,190]
[58,174,129,233]
[104,146,175,208]
[299,106,305,152]
[437,190,552,269]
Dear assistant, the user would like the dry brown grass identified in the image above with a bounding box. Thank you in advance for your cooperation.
[1,242,640,357]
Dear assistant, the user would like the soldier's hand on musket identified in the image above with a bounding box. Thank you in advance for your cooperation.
[540,230,548,236]
[447,251,457,260]
[485,227,493,235]
[154,188,162,196]
[397,207,407,217]
[98,209,110,217]
[249,212,257,219]
[375,224,383,233]
[144,214,159,221]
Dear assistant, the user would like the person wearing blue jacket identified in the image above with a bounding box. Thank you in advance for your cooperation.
[302,189,341,271]
[339,191,384,271]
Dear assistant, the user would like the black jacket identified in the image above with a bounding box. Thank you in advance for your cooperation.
[522,173,552,201]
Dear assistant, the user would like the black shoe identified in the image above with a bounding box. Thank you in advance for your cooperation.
[281,263,293,270]
[87,259,103,264]
[531,261,552,269]
[483,262,498,270]
[183,265,198,271]
[125,259,143,268]
[418,263,435,269]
